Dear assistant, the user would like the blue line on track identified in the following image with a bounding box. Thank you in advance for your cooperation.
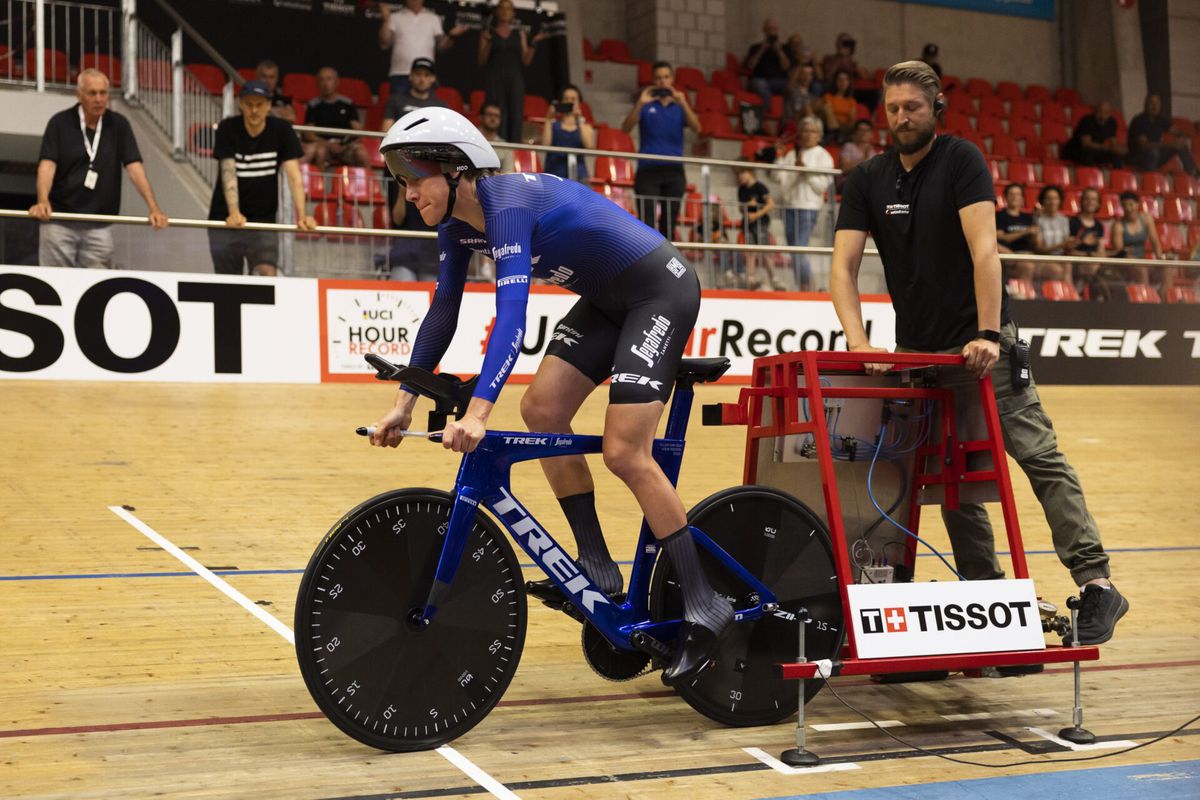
[755,759,1200,800]
[2,546,1197,582]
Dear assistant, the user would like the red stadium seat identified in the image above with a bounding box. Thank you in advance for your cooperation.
[468,89,485,115]
[187,63,228,96]
[511,149,542,173]
[597,39,638,64]
[1156,222,1186,255]
[957,129,986,152]
[1163,196,1195,224]
[292,100,306,124]
[1039,100,1067,124]
[637,60,654,86]
[965,77,993,97]
[377,80,390,107]
[674,66,707,92]
[583,37,604,62]
[1073,166,1104,190]
[1125,284,1162,303]
[591,156,635,187]
[340,77,374,107]
[1098,192,1121,220]
[1023,138,1054,163]
[25,48,70,83]
[372,204,391,230]
[995,80,1022,101]
[1026,84,1052,103]
[1141,196,1162,218]
[1041,280,1081,301]
[1173,174,1199,198]
[710,69,742,94]
[1141,173,1171,196]
[523,94,549,120]
[338,166,386,205]
[1108,169,1138,193]
[941,109,973,134]
[694,86,730,114]
[1009,99,1038,122]
[300,164,337,201]
[434,86,464,112]
[1166,285,1199,303]
[725,51,742,74]
[741,137,774,160]
[1068,103,1092,124]
[977,95,1006,118]
[595,183,637,215]
[699,111,746,140]
[976,116,1006,139]
[362,136,383,169]
[1055,87,1081,106]
[80,53,121,85]
[283,72,318,103]
[237,67,257,83]
[676,190,704,228]
[1040,119,1070,145]
[1061,188,1081,215]
[1008,117,1039,143]
[137,58,172,91]
[1041,162,1072,187]
[363,103,383,133]
[989,134,1022,161]
[1007,162,1038,186]
[596,127,635,152]
[768,94,784,120]
[1006,278,1037,300]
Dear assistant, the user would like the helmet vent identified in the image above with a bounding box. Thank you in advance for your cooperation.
[403,117,429,131]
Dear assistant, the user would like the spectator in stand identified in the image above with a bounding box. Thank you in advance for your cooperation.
[255,59,295,122]
[735,164,776,289]
[821,32,868,85]
[302,67,368,169]
[1068,186,1105,293]
[784,62,822,122]
[477,102,515,172]
[995,183,1037,286]
[207,81,316,276]
[1111,190,1163,285]
[775,115,834,291]
[1033,184,1074,284]
[1127,94,1199,177]
[479,0,547,143]
[621,61,701,239]
[28,68,168,268]
[541,84,594,183]
[378,0,466,97]
[919,43,942,79]
[1062,100,1126,167]
[381,57,445,128]
[819,70,858,143]
[744,19,791,107]
[839,119,879,173]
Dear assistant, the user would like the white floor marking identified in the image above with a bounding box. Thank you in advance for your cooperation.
[940,708,1058,722]
[742,747,861,775]
[811,720,904,731]
[1026,726,1137,751]
[109,505,520,800]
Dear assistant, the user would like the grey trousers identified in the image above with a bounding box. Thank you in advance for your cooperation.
[900,321,1111,586]
[39,222,114,269]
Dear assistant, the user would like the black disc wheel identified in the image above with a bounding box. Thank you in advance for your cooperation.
[649,486,844,727]
[295,489,526,751]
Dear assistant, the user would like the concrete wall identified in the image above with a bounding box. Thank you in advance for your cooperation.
[1169,0,1200,119]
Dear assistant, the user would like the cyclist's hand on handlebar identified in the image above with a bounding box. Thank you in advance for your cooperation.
[851,342,893,376]
[370,405,412,448]
[441,414,487,454]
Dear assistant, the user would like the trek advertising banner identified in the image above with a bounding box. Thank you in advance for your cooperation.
[898,0,1055,21]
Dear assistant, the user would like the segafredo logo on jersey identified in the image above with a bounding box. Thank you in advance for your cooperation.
[547,266,574,285]
[630,315,672,368]
[492,243,523,261]
[496,275,529,288]
[491,486,611,612]
[612,373,663,390]
[848,579,1043,658]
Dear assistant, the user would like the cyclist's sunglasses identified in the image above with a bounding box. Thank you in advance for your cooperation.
[382,150,447,187]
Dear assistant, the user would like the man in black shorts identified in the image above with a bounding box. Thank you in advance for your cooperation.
[829,60,1127,647]
[207,81,317,275]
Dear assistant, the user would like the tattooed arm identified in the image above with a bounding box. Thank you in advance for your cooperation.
[221,158,245,226]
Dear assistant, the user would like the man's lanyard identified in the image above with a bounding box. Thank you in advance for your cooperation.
[78,106,102,168]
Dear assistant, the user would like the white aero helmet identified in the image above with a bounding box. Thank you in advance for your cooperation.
[380,106,501,184]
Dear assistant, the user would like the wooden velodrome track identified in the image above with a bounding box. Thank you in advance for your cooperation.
[2,379,1198,799]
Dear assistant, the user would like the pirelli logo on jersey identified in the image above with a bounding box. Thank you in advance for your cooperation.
[496,275,529,288]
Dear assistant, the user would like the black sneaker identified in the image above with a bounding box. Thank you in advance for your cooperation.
[1065,583,1129,646]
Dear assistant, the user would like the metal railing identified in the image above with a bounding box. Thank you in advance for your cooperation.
[1,0,118,90]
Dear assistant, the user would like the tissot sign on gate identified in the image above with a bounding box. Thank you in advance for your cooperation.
[0,266,318,382]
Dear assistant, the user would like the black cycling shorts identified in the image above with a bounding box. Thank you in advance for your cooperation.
[544,241,700,404]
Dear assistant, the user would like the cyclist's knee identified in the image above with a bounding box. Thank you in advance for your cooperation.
[520,388,568,431]
[603,438,653,482]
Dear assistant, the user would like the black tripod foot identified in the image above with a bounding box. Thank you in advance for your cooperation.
[780,748,821,767]
[1058,726,1096,745]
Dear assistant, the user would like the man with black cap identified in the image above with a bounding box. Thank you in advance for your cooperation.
[381,57,447,129]
[207,80,317,276]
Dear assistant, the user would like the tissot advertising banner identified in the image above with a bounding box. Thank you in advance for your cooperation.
[899,0,1055,21]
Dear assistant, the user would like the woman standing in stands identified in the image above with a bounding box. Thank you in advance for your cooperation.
[819,70,858,143]
[541,85,594,182]
[478,0,544,142]
[1033,184,1074,284]
[1112,190,1164,286]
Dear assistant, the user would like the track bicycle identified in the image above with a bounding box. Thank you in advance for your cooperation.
[295,354,845,751]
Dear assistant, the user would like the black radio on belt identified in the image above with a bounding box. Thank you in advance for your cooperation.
[1010,337,1031,389]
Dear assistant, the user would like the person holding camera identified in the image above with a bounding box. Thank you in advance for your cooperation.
[744,19,791,107]
[621,61,701,238]
[541,84,594,183]
[478,0,549,143]
[830,61,1126,648]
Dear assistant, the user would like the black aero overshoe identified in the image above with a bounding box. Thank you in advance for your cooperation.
[661,621,722,686]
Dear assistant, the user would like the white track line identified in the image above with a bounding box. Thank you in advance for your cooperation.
[109,505,520,800]
[109,505,295,645]
[811,720,904,731]
[1026,727,1137,751]
[742,747,861,774]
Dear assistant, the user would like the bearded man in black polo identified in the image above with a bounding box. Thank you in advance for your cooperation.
[829,60,1127,648]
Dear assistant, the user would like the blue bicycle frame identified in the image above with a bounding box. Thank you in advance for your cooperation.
[416,382,778,651]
